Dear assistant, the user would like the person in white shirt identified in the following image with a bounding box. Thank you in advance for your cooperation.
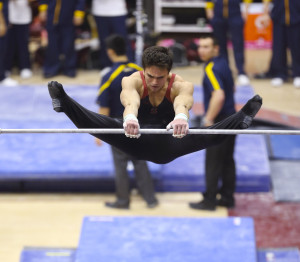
[91,0,133,72]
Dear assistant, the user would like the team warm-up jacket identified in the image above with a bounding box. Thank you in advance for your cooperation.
[205,0,252,18]
[265,0,300,25]
[39,0,85,25]
[202,55,236,117]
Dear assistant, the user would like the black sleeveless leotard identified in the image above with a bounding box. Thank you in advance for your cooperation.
[138,71,175,128]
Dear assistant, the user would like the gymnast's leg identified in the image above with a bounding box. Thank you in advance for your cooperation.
[48,81,130,143]
[48,81,262,164]
[47,81,166,161]
[155,94,263,163]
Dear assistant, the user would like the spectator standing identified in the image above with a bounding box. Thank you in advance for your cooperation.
[189,35,236,211]
[5,0,32,79]
[261,0,300,88]
[96,34,158,209]
[0,0,18,86]
[91,0,134,74]
[205,0,251,86]
[38,0,86,78]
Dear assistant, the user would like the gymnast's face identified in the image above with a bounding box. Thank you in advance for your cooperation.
[198,37,219,62]
[144,66,169,93]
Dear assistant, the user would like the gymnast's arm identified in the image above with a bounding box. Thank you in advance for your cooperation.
[167,77,194,137]
[120,73,143,138]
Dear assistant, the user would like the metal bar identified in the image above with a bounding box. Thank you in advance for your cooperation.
[1,128,300,135]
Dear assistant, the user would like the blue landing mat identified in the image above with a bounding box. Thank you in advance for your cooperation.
[0,85,161,180]
[20,247,76,262]
[76,216,257,262]
[257,248,300,262]
[158,134,271,192]
[0,84,269,192]
[269,135,300,160]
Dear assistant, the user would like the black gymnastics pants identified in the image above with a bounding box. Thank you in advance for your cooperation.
[57,95,256,164]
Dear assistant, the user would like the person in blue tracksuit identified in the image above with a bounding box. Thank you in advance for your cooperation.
[95,34,158,209]
[91,0,134,71]
[261,0,300,88]
[5,0,33,79]
[190,35,236,211]
[205,0,252,86]
[0,0,8,82]
[0,0,18,86]
[39,0,86,78]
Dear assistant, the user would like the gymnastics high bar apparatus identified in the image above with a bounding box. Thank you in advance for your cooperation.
[0,128,300,135]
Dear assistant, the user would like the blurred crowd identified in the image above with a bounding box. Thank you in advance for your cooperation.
[0,0,299,88]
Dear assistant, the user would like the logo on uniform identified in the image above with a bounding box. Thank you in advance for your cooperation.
[150,107,158,114]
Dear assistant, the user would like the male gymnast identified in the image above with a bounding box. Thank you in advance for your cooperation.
[47,46,262,164]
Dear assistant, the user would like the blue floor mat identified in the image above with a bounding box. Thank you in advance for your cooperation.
[76,216,257,262]
[158,134,270,192]
[0,84,269,192]
[0,85,161,179]
[20,247,76,262]
[257,248,300,262]
[269,135,300,160]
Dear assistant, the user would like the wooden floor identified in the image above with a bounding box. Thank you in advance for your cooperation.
[0,193,227,262]
[1,49,300,262]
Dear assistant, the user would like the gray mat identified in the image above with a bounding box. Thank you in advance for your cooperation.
[270,160,300,202]
[257,248,300,262]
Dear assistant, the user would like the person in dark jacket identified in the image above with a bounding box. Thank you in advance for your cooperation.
[205,0,252,86]
[190,35,236,211]
[260,0,300,88]
[39,0,86,78]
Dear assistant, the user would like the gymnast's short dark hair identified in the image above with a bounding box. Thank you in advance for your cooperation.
[142,46,173,72]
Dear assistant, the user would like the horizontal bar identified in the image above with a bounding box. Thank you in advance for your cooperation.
[1,128,300,135]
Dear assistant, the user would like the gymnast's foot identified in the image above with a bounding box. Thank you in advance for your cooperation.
[240,94,262,128]
[48,81,66,112]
